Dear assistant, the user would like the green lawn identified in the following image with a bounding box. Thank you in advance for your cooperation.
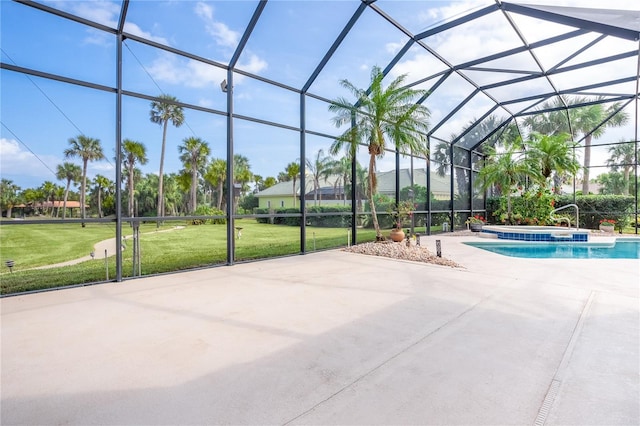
[0,219,378,295]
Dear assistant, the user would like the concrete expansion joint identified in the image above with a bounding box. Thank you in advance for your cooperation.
[282,289,502,425]
[533,291,596,425]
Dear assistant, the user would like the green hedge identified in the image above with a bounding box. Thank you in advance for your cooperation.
[255,206,352,227]
[488,194,635,229]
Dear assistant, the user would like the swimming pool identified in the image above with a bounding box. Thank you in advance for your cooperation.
[465,238,640,259]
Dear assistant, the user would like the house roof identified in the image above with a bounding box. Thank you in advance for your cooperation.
[255,168,453,197]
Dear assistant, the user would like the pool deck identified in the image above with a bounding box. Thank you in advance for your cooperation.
[1,233,638,425]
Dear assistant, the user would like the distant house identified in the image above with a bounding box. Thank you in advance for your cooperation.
[12,201,87,218]
[255,175,344,209]
[255,168,453,209]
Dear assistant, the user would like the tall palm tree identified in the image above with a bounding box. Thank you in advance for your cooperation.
[53,185,65,217]
[122,139,148,217]
[525,132,579,192]
[285,162,300,208]
[306,149,332,205]
[40,181,56,216]
[204,158,226,210]
[523,96,629,194]
[178,137,210,213]
[91,174,111,218]
[150,94,184,220]
[233,154,253,196]
[477,146,533,223]
[329,65,430,240]
[64,135,105,224]
[327,156,352,205]
[606,141,637,195]
[56,162,82,220]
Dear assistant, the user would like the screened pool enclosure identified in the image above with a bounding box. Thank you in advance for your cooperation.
[1,0,638,293]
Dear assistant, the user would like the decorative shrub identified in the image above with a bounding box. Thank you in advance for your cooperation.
[189,205,226,225]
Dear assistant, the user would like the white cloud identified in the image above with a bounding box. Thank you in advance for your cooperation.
[385,41,404,55]
[0,138,59,181]
[45,0,168,46]
[238,54,268,75]
[148,54,227,88]
[148,51,266,90]
[123,22,169,45]
[194,2,240,48]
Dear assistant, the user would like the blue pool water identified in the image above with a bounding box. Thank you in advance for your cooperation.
[465,239,640,259]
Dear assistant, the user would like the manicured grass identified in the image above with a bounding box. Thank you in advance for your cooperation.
[0,219,379,295]
[0,222,176,269]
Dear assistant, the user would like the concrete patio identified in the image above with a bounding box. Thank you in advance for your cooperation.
[1,235,638,425]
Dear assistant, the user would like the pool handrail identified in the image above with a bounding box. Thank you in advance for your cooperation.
[550,204,579,230]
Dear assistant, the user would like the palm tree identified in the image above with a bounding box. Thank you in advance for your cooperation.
[327,156,352,205]
[40,181,56,216]
[64,135,105,224]
[306,149,332,205]
[523,96,629,194]
[329,65,430,240]
[233,155,253,196]
[56,162,82,219]
[122,139,148,217]
[204,158,226,210]
[178,137,210,213]
[285,162,300,208]
[606,141,637,195]
[53,185,65,217]
[263,176,277,189]
[136,173,159,216]
[0,179,21,218]
[525,132,579,193]
[477,146,533,223]
[150,94,185,220]
[253,174,264,193]
[92,174,111,218]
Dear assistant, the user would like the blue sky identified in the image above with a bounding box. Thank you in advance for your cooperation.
[1,0,638,190]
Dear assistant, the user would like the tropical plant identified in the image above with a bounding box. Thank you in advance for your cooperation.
[40,181,56,216]
[606,141,637,196]
[204,158,226,210]
[178,137,210,213]
[0,179,21,218]
[285,162,300,208]
[233,154,253,198]
[306,149,332,205]
[150,94,184,220]
[523,96,629,194]
[263,176,277,189]
[476,145,533,223]
[53,186,65,217]
[91,174,112,218]
[326,156,352,205]
[525,132,579,192]
[596,171,628,195]
[329,65,430,240]
[122,139,148,217]
[64,135,105,224]
[56,162,82,220]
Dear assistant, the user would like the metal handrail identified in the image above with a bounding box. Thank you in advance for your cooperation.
[550,204,579,230]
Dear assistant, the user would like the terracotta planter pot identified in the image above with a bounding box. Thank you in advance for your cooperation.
[389,228,405,242]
